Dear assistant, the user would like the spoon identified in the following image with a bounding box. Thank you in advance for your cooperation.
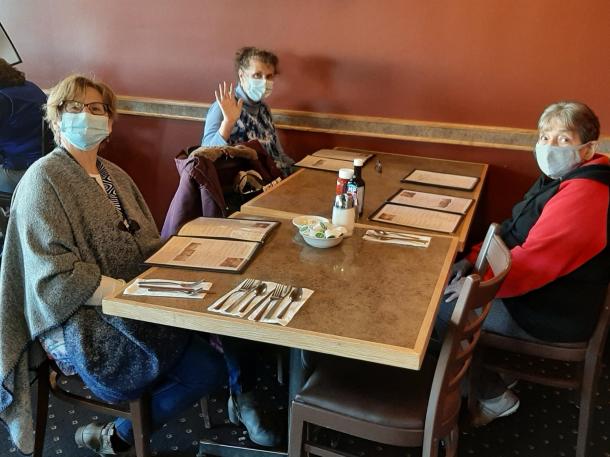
[233,282,268,315]
[277,287,303,320]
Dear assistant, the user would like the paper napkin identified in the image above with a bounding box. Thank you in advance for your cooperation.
[256,287,314,326]
[124,278,212,299]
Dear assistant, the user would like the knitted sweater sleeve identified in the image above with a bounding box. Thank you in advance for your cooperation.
[495,178,608,298]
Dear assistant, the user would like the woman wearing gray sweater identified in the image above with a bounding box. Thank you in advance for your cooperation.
[0,74,226,456]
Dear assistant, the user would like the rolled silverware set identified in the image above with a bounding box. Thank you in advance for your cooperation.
[136,279,210,295]
[364,229,431,247]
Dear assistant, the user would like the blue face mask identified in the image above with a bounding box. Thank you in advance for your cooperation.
[244,77,273,102]
[60,112,110,151]
[244,77,266,102]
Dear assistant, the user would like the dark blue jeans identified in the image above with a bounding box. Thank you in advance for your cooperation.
[114,334,226,444]
[219,335,260,395]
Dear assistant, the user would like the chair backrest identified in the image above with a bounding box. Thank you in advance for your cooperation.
[424,223,510,447]
[474,223,503,275]
[41,118,55,156]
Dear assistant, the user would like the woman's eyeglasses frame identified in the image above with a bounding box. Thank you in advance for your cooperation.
[61,100,109,116]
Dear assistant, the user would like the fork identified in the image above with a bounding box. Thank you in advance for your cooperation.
[211,278,256,311]
[248,283,282,321]
[258,284,292,321]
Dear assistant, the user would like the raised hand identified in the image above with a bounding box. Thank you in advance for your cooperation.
[215,81,243,126]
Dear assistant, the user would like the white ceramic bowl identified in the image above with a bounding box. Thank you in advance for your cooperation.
[301,232,344,249]
[292,215,330,228]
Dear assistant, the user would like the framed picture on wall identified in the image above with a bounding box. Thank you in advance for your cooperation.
[0,22,22,65]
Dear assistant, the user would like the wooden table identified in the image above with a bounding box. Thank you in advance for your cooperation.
[104,219,457,370]
[241,150,487,252]
[103,217,458,457]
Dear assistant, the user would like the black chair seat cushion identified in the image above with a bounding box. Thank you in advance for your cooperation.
[295,355,443,430]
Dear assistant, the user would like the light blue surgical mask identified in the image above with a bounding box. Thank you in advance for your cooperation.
[534,143,588,179]
[60,112,110,151]
[244,77,273,102]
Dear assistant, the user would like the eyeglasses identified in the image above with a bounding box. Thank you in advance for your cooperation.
[61,100,109,115]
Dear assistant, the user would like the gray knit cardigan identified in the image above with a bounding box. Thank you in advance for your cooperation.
[0,149,189,454]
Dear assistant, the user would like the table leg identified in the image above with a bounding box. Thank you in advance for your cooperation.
[288,348,308,407]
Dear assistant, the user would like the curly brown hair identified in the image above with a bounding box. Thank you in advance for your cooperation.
[234,47,279,80]
[0,58,25,88]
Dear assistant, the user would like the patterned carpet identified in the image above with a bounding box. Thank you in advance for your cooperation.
[2,344,609,457]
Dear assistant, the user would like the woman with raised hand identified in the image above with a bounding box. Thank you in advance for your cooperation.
[202,46,294,176]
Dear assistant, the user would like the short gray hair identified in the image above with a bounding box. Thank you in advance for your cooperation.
[538,101,600,144]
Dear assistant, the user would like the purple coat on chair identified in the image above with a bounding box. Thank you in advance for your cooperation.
[161,140,282,240]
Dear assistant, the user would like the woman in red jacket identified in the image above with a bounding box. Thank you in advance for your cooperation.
[440,101,610,425]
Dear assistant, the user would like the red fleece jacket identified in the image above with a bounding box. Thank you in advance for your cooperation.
[467,155,609,298]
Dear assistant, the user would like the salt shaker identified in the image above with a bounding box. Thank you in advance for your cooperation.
[332,193,356,236]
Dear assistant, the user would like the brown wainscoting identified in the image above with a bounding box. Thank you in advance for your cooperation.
[115,95,610,152]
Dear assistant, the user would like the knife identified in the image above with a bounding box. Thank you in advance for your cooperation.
[142,286,212,295]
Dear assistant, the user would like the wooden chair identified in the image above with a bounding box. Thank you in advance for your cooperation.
[34,359,152,457]
[470,281,610,456]
[288,224,511,457]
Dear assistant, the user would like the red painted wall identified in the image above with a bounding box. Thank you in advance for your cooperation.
[3,0,609,241]
[5,1,609,127]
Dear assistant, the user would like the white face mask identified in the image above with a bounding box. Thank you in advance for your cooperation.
[535,143,588,179]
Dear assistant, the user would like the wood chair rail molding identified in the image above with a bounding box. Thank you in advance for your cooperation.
[115,95,610,152]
